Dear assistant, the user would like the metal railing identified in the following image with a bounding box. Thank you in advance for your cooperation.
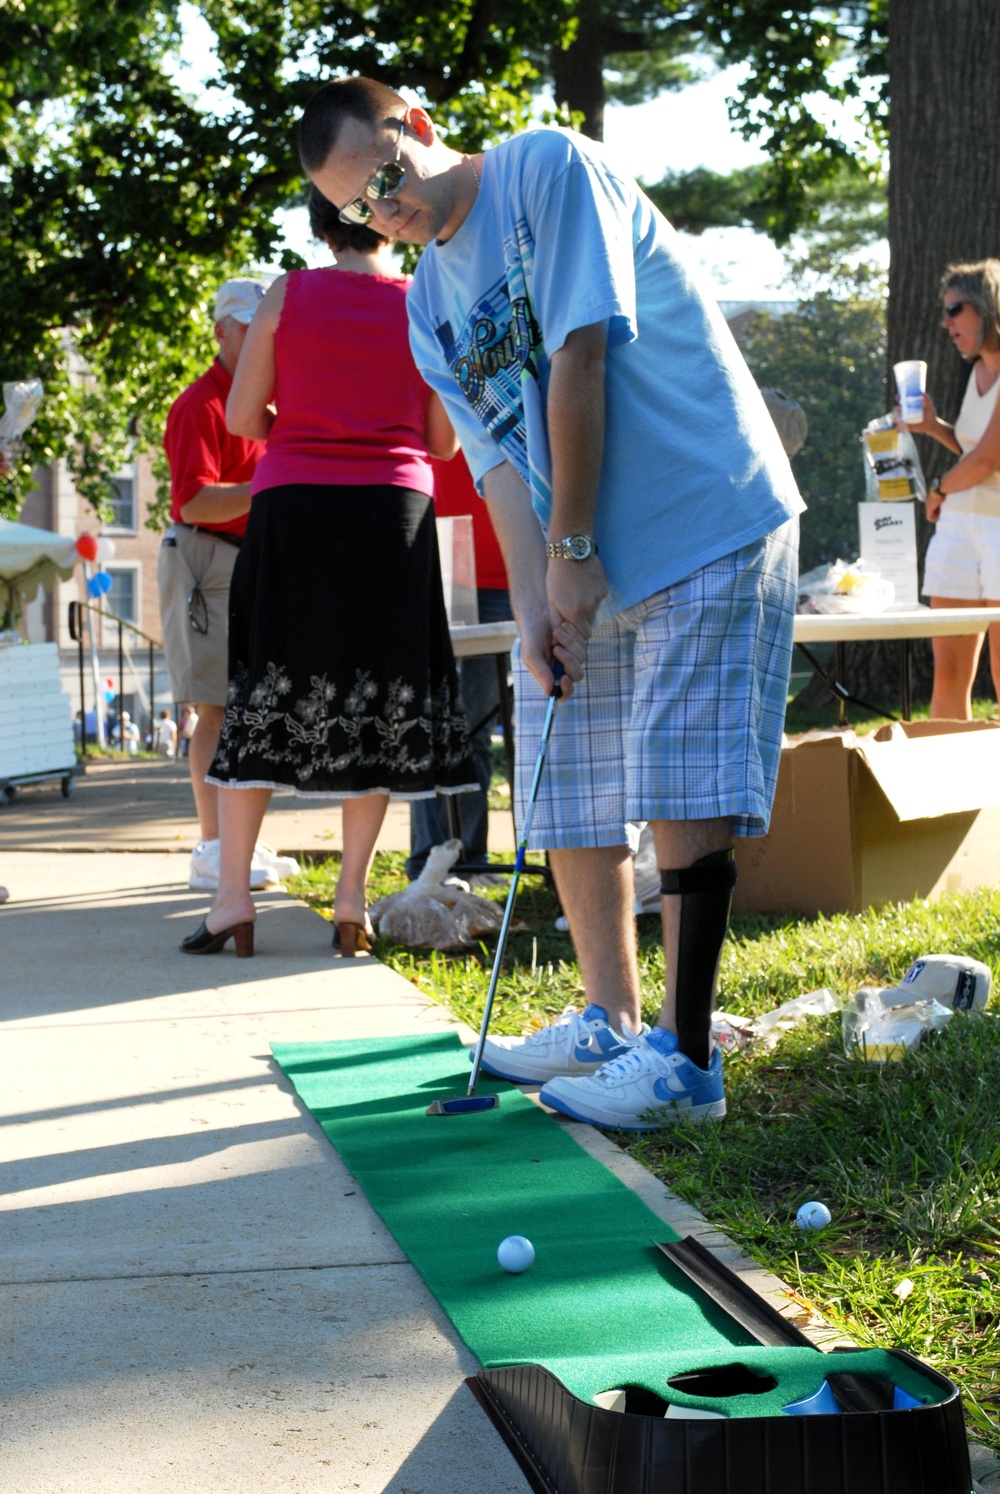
[68,599,162,755]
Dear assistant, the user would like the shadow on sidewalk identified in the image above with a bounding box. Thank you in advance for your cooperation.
[0,882,359,1023]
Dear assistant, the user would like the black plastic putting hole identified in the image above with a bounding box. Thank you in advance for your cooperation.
[667,1363,778,1398]
[620,1386,671,1416]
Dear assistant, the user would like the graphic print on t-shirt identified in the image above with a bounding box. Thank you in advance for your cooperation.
[431,257,545,488]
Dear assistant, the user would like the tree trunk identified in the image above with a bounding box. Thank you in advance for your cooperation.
[844,0,1000,711]
[550,0,606,140]
[887,0,1000,452]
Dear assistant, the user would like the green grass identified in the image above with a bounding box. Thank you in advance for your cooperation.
[285,855,1000,1450]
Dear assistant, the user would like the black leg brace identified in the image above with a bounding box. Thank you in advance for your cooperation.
[659,848,738,1070]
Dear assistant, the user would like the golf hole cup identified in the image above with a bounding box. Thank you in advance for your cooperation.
[894,359,927,425]
[498,1235,535,1273]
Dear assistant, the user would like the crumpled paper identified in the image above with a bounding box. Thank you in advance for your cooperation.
[369,839,505,950]
[712,988,840,1053]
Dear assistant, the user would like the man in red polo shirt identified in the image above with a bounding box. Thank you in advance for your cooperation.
[159,278,291,891]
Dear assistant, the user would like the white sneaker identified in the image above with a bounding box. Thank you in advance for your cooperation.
[477,1004,647,1085]
[188,839,300,892]
[539,1027,726,1132]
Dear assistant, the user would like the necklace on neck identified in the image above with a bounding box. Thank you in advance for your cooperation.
[465,154,480,190]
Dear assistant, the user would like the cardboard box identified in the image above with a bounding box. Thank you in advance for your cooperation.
[733,720,1000,915]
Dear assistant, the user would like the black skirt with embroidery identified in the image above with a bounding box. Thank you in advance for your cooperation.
[207,483,476,798]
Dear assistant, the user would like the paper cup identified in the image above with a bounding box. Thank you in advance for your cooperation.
[894,360,927,424]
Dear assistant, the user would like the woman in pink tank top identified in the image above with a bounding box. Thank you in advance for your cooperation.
[181,193,475,960]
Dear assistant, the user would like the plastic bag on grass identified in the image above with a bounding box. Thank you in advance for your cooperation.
[842,985,953,1062]
[712,988,840,1053]
[632,824,662,915]
[369,839,504,951]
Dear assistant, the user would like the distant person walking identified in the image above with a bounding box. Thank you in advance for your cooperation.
[152,709,177,758]
[117,712,140,754]
[905,260,1000,718]
[179,705,199,759]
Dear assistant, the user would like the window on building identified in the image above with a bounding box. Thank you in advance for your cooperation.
[106,568,137,624]
[105,467,137,531]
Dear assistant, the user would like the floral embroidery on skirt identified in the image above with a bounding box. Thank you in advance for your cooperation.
[207,482,477,798]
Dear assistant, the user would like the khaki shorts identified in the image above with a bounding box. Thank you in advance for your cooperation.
[157,525,239,707]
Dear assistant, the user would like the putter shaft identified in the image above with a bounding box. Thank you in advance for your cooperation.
[466,671,562,1097]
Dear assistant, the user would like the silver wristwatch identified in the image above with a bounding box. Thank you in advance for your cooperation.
[545,534,598,562]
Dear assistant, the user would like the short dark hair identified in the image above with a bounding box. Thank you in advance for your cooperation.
[299,76,407,174]
[307,185,389,254]
[941,259,1000,356]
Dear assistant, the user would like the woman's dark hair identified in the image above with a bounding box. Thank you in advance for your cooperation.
[307,185,389,254]
[940,259,1000,356]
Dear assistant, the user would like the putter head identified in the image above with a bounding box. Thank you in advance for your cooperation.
[426,1095,501,1116]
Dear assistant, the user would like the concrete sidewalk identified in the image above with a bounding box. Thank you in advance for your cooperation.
[0,849,822,1494]
[11,851,986,1494]
[0,851,530,1493]
[0,756,516,858]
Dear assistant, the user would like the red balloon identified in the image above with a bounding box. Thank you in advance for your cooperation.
[76,534,99,561]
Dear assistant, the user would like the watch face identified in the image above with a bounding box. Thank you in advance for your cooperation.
[567,534,592,560]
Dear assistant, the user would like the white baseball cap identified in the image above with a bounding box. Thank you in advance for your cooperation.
[897,954,992,1013]
[213,278,266,325]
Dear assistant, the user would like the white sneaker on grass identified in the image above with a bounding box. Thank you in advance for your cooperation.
[253,841,300,882]
[188,839,300,892]
[476,1004,647,1085]
[539,1026,726,1132]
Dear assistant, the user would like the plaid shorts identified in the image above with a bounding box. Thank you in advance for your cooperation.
[513,517,798,849]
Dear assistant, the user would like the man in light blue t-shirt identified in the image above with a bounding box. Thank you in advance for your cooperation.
[301,77,804,1133]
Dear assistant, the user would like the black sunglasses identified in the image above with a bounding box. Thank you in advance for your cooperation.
[942,300,967,320]
[187,585,208,635]
[338,118,406,226]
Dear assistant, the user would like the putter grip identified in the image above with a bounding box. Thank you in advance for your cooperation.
[551,658,565,695]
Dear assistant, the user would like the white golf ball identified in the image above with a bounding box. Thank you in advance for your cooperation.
[796,1201,832,1230]
[497,1235,535,1273]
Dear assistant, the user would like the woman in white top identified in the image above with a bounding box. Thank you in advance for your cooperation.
[906,259,1000,718]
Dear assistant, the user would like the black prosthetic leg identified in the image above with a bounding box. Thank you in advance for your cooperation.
[659,848,738,1070]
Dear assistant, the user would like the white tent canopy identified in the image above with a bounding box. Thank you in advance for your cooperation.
[0,517,78,606]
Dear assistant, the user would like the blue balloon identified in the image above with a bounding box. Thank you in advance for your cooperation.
[95,570,113,595]
[104,690,115,704]
[86,575,103,598]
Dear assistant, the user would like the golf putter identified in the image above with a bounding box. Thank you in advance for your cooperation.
[428,659,565,1116]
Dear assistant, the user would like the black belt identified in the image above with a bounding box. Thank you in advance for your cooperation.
[178,522,242,549]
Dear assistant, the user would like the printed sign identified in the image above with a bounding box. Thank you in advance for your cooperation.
[857,501,919,608]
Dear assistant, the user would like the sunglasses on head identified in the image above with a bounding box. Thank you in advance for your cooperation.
[338,117,406,226]
[187,585,208,635]
[942,300,967,320]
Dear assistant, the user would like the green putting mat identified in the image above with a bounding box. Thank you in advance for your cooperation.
[272,1032,938,1414]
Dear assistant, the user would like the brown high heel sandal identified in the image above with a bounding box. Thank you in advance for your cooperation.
[180,919,255,957]
[332,919,373,957]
